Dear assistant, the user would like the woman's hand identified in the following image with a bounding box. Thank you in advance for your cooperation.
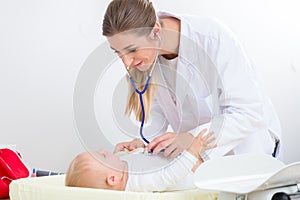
[113,138,145,153]
[146,132,194,158]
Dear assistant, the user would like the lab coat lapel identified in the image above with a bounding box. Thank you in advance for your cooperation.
[153,63,181,131]
[175,27,194,123]
[175,59,193,113]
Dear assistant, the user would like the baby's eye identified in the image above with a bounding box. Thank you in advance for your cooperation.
[128,48,137,53]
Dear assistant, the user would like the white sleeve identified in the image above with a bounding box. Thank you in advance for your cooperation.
[125,151,198,192]
[210,30,268,156]
[188,19,279,159]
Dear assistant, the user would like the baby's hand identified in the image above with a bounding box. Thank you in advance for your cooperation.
[113,138,145,153]
[188,129,217,160]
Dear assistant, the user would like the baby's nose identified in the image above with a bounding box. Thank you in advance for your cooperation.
[98,149,107,154]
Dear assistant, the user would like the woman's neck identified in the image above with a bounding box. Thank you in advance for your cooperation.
[159,17,181,59]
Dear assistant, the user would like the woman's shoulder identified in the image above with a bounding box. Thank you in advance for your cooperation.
[158,10,234,40]
[182,14,235,40]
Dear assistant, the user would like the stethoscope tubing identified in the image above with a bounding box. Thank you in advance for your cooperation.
[127,35,161,144]
[129,76,152,144]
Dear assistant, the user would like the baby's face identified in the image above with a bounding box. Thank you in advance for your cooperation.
[74,149,124,189]
[92,149,124,171]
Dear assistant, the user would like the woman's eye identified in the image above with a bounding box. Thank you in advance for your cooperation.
[113,48,137,58]
[114,51,123,57]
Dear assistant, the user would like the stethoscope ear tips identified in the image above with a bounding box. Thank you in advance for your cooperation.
[151,32,160,40]
[271,192,291,200]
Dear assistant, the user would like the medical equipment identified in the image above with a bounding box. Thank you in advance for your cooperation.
[31,169,64,177]
[194,153,300,200]
[272,190,300,200]
[126,34,161,144]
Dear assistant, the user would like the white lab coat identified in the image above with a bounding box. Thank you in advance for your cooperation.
[145,11,282,160]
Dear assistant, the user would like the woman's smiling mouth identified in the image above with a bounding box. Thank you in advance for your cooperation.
[134,61,143,67]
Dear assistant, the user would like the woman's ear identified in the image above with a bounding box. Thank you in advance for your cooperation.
[151,21,161,39]
[154,22,161,33]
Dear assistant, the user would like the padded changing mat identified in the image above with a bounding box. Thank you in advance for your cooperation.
[9,175,218,200]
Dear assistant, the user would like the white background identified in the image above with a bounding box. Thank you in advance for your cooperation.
[0,0,299,172]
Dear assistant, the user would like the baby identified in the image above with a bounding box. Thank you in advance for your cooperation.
[65,129,216,192]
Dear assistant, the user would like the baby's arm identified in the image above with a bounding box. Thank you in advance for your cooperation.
[126,151,198,192]
[187,129,216,172]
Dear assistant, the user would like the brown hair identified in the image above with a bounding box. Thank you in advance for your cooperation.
[102,0,158,122]
[102,0,156,36]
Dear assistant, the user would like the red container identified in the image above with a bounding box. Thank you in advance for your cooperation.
[0,148,30,198]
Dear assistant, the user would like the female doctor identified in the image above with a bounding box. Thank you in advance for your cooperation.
[102,0,282,160]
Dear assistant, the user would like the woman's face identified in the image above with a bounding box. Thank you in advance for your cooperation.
[108,32,159,72]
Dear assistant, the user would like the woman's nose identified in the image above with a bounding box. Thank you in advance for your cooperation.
[121,54,133,68]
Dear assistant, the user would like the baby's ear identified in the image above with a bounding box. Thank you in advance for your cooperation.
[106,175,119,186]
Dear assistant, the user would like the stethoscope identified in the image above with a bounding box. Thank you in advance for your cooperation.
[125,34,161,144]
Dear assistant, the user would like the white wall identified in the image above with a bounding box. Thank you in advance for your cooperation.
[0,0,299,172]
[0,0,110,172]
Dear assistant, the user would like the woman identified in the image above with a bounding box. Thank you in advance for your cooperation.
[102,0,281,160]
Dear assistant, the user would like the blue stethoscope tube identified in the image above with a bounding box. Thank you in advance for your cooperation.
[126,35,161,144]
[129,76,152,144]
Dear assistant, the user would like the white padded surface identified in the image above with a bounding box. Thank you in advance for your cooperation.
[9,175,218,200]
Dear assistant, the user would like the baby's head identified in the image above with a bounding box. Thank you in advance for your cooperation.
[65,149,128,191]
